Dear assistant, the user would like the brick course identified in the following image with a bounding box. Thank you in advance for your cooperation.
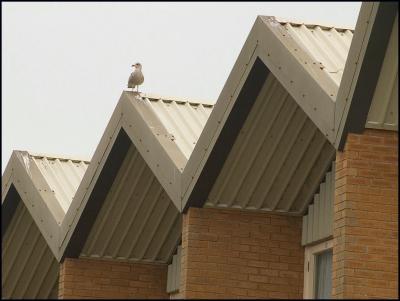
[58,257,168,299]
[333,129,398,299]
[178,207,304,299]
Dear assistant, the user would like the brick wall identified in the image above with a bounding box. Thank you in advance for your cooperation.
[58,257,168,299]
[333,129,398,298]
[178,207,304,299]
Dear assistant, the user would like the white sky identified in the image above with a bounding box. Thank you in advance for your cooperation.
[2,2,361,172]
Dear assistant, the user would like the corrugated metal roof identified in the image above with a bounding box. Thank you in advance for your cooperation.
[262,16,354,90]
[80,143,182,263]
[281,22,353,86]
[141,94,214,160]
[2,201,58,299]
[166,245,181,294]
[366,14,398,131]
[28,153,89,213]
[302,163,335,246]
[205,74,335,214]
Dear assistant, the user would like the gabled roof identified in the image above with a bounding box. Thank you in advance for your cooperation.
[182,3,398,212]
[2,94,214,265]
[180,16,353,212]
[2,151,88,299]
[3,5,397,292]
[59,93,214,260]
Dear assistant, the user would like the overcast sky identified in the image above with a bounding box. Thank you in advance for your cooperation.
[2,2,361,172]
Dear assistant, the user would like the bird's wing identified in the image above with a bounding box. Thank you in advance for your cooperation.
[132,70,144,85]
[128,73,136,88]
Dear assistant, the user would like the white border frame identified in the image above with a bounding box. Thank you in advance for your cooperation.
[303,239,333,299]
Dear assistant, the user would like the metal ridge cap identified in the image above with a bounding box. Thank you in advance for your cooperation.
[13,150,91,163]
[122,90,216,106]
[259,15,355,32]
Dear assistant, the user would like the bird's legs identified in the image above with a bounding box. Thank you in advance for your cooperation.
[136,85,139,93]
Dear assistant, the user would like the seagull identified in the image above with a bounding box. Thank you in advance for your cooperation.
[128,62,144,93]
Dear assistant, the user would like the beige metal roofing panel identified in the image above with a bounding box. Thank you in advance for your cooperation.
[2,201,58,299]
[30,154,89,212]
[301,163,335,246]
[81,144,182,263]
[205,74,335,214]
[366,14,398,131]
[143,96,214,159]
[261,16,353,90]
[283,23,353,86]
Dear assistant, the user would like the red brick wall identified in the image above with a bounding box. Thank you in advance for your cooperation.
[333,129,398,298]
[179,207,304,299]
[58,257,168,299]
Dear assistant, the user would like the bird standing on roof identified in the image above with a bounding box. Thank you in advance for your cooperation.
[128,62,144,93]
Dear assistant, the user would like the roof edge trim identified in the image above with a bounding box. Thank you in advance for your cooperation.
[334,2,398,150]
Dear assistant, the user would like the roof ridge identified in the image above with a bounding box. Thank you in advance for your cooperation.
[13,150,91,163]
[123,90,216,106]
[261,15,355,32]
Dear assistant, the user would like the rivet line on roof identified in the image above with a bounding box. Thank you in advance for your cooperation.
[290,80,293,84]
[313,107,317,111]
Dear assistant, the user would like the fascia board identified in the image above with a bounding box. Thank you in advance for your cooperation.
[334,2,397,149]
[58,99,124,259]
[10,152,61,259]
[180,18,260,207]
[121,93,187,170]
[257,16,336,143]
[120,93,183,209]
[24,153,65,223]
[333,2,377,149]
[2,158,14,202]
